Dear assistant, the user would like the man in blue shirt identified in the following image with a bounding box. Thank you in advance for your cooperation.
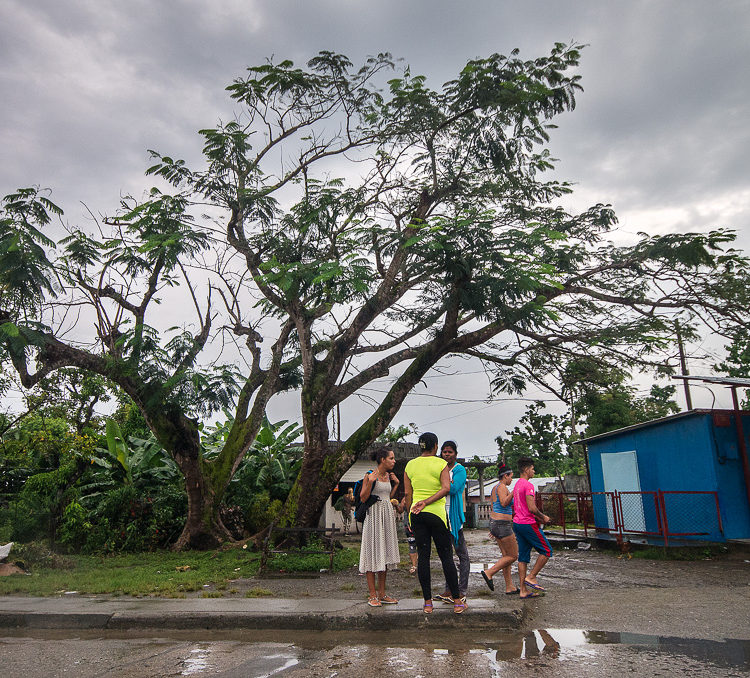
[435,440,469,604]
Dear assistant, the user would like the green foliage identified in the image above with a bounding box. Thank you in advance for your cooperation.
[3,454,88,542]
[86,419,180,490]
[465,455,498,481]
[496,401,580,476]
[580,383,680,437]
[227,418,303,508]
[81,484,187,553]
[0,187,62,316]
[376,422,419,443]
[58,501,92,550]
[242,491,283,535]
[715,327,750,407]
[112,397,151,440]
[25,369,112,435]
[265,539,359,572]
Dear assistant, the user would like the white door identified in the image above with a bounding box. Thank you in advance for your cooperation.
[600,450,646,532]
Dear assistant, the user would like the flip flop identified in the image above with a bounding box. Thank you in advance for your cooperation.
[505,588,521,595]
[423,600,434,614]
[481,571,495,591]
[520,591,543,599]
[524,580,546,592]
[453,599,467,614]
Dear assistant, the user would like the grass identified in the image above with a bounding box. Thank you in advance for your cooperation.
[0,543,362,596]
[244,587,273,598]
[629,544,729,561]
[0,548,260,597]
[265,546,360,573]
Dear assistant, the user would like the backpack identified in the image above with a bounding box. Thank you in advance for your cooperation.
[353,471,378,522]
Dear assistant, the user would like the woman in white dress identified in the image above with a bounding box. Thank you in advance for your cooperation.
[358,447,402,607]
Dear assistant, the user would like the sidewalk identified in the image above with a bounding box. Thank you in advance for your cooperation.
[0,594,525,631]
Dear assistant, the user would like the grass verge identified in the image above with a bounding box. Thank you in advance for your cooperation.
[0,548,260,597]
[629,544,729,561]
[0,543,362,596]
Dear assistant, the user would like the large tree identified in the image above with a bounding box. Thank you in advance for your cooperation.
[0,187,297,548]
[2,46,747,539]
[148,45,745,527]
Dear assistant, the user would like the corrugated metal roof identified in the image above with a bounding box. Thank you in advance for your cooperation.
[576,408,743,444]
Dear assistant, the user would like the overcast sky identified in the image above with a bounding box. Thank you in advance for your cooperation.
[1,1,748,456]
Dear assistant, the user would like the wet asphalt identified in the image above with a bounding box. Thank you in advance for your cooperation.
[1,529,749,676]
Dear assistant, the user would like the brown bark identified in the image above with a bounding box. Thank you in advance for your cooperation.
[172,454,233,550]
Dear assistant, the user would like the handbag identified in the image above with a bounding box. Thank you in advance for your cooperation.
[355,493,379,523]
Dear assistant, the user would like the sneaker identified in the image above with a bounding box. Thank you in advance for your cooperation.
[434,592,452,604]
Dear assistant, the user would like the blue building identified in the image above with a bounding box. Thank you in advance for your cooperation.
[581,409,750,542]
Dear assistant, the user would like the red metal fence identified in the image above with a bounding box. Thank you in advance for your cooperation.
[537,490,723,546]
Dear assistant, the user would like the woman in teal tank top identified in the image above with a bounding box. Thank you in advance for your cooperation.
[403,432,464,614]
[481,464,519,594]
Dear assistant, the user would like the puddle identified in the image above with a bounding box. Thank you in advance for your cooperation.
[438,629,750,672]
[7,628,749,674]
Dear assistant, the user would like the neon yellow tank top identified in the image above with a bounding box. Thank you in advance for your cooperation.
[405,455,448,526]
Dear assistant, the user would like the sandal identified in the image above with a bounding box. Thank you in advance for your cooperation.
[520,591,543,599]
[379,595,398,604]
[367,596,382,607]
[409,565,417,574]
[423,599,434,614]
[453,597,467,614]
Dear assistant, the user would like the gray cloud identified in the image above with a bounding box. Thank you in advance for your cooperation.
[1,0,746,451]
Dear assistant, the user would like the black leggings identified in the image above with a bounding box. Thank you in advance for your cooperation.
[410,511,460,600]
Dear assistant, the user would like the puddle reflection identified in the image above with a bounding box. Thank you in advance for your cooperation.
[432,628,750,672]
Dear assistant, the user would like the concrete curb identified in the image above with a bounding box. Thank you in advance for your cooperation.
[0,597,525,632]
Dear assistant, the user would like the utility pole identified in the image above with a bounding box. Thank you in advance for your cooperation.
[676,322,693,410]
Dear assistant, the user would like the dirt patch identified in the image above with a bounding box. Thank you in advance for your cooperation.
[0,563,26,576]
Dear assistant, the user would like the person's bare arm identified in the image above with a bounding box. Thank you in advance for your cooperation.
[526,493,550,523]
[389,472,400,499]
[359,471,377,502]
[402,472,413,514]
[499,484,513,507]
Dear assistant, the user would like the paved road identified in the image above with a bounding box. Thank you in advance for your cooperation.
[2,531,749,675]
[2,628,748,677]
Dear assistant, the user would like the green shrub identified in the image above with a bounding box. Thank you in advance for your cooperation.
[58,501,92,550]
[82,484,187,553]
[244,491,283,534]
[10,541,74,570]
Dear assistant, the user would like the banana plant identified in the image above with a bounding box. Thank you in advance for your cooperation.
[85,419,179,494]
[231,418,303,500]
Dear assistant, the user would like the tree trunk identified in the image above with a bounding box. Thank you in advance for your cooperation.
[173,454,233,550]
[279,423,358,528]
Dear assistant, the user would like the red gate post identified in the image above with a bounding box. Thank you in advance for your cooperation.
[657,489,669,548]
[614,490,624,539]
[579,493,588,538]
[559,493,566,538]
[713,491,724,535]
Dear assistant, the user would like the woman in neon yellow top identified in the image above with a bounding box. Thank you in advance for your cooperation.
[404,432,464,614]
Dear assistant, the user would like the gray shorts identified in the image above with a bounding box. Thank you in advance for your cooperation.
[489,518,514,539]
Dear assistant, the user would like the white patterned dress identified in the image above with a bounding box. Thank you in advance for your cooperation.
[358,479,400,573]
